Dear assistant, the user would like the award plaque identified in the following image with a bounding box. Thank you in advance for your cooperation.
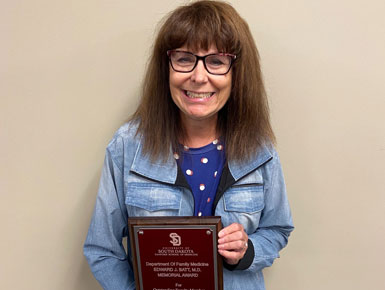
[128,216,223,290]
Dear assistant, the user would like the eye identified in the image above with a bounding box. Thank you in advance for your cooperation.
[176,56,195,63]
[206,55,229,66]
[172,52,195,65]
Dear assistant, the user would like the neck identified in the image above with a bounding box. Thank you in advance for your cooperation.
[180,114,218,148]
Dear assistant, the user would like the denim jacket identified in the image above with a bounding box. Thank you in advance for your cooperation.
[84,122,294,290]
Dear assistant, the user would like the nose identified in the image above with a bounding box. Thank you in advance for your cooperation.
[190,59,208,83]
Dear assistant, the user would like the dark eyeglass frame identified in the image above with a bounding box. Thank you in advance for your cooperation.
[166,50,237,75]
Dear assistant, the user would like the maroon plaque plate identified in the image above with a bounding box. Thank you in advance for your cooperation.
[128,216,223,290]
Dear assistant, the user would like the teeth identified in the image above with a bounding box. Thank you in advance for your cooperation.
[186,91,213,99]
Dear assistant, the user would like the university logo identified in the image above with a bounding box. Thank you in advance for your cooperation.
[169,233,181,246]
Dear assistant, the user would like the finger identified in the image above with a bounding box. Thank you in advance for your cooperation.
[218,223,244,238]
[218,249,244,259]
[218,239,246,251]
[218,249,245,265]
[218,230,244,245]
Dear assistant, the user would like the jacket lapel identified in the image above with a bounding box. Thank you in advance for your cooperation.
[130,142,178,184]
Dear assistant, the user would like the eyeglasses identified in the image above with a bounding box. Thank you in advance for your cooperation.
[167,50,236,75]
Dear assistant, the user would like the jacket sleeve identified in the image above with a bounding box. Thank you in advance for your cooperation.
[245,150,294,272]
[83,146,135,290]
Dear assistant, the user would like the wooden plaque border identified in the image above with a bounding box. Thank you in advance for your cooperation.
[128,216,223,290]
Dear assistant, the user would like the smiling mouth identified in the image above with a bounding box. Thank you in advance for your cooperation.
[185,90,214,99]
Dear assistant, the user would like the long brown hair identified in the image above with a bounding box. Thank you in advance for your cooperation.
[132,0,275,162]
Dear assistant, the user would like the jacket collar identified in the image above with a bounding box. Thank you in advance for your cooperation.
[227,144,273,181]
[130,142,178,184]
[130,140,273,184]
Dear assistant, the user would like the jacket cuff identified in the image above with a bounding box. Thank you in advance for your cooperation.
[222,239,254,271]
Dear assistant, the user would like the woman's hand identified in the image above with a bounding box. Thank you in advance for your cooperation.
[217,223,249,265]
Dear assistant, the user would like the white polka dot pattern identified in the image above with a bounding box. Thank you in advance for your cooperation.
[177,139,224,217]
[201,157,208,164]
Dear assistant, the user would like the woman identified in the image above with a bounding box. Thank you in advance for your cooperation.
[84,1,294,289]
